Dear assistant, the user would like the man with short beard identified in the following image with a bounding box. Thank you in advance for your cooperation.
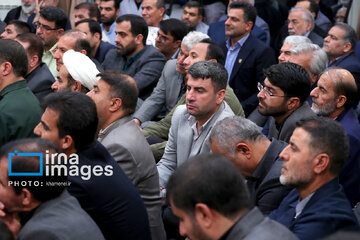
[269,117,359,240]
[99,0,120,45]
[310,68,360,207]
[102,14,166,100]
[35,6,67,78]
[257,62,316,143]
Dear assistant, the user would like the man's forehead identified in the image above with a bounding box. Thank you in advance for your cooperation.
[329,26,345,38]
[39,17,56,26]
[76,8,90,16]
[228,8,244,18]
[289,10,304,20]
[191,42,208,54]
[116,21,131,32]
[185,6,199,14]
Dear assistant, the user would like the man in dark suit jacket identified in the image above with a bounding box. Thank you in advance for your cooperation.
[211,116,292,215]
[167,153,298,240]
[269,117,359,240]
[16,33,54,102]
[102,14,166,100]
[75,19,115,64]
[258,63,316,143]
[0,138,105,240]
[222,1,275,116]
[310,68,360,207]
[324,23,360,90]
[33,91,152,240]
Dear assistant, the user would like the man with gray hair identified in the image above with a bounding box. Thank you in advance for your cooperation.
[279,35,327,88]
[133,31,209,127]
[157,61,234,191]
[210,116,292,214]
[287,7,323,47]
[52,50,99,93]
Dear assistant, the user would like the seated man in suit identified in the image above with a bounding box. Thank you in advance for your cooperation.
[324,23,360,90]
[257,62,316,143]
[269,117,359,240]
[210,116,292,215]
[0,20,30,40]
[75,19,115,64]
[133,31,209,127]
[0,138,105,240]
[208,0,270,46]
[157,61,234,192]
[16,33,54,102]
[155,19,187,61]
[87,70,165,240]
[33,91,151,240]
[102,14,166,100]
[223,1,275,116]
[167,153,298,240]
[181,1,208,34]
[287,7,323,47]
[310,68,360,207]
[51,50,99,93]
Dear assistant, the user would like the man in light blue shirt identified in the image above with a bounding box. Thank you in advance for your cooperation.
[99,0,120,45]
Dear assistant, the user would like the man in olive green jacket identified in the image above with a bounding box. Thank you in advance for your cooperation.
[0,39,42,145]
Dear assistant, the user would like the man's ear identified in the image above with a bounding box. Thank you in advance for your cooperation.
[135,34,144,45]
[0,62,13,77]
[335,95,347,109]
[159,7,165,17]
[29,55,39,69]
[235,142,251,159]
[56,28,64,39]
[72,81,83,92]
[109,97,122,112]
[60,135,74,151]
[215,89,226,105]
[343,42,352,54]
[174,39,182,50]
[313,153,330,175]
[286,97,300,111]
[194,203,214,229]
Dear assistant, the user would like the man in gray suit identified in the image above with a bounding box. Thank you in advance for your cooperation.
[133,31,210,127]
[0,138,105,240]
[157,61,235,191]
[257,62,316,143]
[87,70,165,240]
[167,153,298,240]
[102,14,166,100]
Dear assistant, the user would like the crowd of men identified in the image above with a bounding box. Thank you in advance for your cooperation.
[0,0,360,239]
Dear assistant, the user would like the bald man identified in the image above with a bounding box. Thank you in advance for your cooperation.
[310,68,360,207]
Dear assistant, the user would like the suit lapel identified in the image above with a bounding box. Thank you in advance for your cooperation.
[229,35,254,84]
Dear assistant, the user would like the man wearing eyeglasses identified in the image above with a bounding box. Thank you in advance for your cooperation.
[35,6,68,78]
[155,19,187,61]
[257,62,316,143]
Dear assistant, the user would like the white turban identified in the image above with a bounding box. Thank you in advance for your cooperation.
[63,50,100,90]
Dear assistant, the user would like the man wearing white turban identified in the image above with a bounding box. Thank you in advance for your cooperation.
[51,50,99,93]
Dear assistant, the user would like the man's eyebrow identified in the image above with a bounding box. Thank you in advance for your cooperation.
[41,120,50,130]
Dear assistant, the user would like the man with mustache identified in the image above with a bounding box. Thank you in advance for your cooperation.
[257,62,316,143]
[310,68,360,207]
[35,6,67,78]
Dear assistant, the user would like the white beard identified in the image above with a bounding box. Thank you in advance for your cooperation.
[21,2,36,14]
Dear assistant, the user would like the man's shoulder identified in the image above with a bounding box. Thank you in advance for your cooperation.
[142,45,166,60]
[339,109,360,140]
[231,208,297,240]
[336,52,360,68]
[20,191,104,239]
[100,40,115,51]
[286,102,316,124]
